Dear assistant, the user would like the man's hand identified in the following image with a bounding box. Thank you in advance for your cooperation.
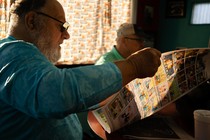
[114,47,161,86]
[127,47,161,78]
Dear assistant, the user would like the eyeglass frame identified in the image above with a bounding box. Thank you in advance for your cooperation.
[35,11,70,32]
[124,37,146,43]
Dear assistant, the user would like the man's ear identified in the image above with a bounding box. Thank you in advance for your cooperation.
[24,12,36,30]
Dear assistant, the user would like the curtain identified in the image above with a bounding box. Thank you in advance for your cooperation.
[0,0,11,38]
[0,0,132,64]
[58,0,132,64]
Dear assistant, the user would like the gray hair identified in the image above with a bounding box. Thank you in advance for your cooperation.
[10,0,47,18]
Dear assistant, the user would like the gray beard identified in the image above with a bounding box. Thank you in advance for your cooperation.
[38,42,61,64]
[34,34,61,64]
[31,22,61,64]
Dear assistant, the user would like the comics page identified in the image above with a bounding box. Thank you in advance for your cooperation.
[92,48,210,133]
[130,48,210,119]
[92,85,140,133]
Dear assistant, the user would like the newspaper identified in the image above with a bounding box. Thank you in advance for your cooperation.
[92,48,210,133]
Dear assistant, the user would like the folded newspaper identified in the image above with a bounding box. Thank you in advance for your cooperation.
[92,48,210,133]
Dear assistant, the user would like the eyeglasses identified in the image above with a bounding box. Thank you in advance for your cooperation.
[35,12,70,32]
[125,37,149,47]
[124,37,145,42]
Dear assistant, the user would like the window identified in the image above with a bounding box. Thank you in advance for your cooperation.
[191,2,210,25]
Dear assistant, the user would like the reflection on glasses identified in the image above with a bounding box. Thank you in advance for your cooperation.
[35,12,70,32]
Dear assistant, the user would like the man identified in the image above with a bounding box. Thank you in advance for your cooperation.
[0,0,161,140]
[96,23,147,65]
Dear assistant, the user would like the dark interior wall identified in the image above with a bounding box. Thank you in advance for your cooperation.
[156,0,210,52]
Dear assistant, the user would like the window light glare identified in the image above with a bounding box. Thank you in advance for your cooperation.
[191,3,210,24]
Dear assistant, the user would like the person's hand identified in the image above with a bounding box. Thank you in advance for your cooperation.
[126,47,161,78]
[114,47,161,86]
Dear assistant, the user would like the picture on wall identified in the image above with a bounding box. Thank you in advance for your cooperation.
[166,0,186,18]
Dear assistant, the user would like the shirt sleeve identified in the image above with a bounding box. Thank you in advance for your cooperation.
[0,41,123,119]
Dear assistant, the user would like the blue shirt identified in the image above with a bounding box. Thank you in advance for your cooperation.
[0,36,122,140]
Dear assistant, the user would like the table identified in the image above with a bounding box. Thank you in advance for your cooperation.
[87,111,195,140]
